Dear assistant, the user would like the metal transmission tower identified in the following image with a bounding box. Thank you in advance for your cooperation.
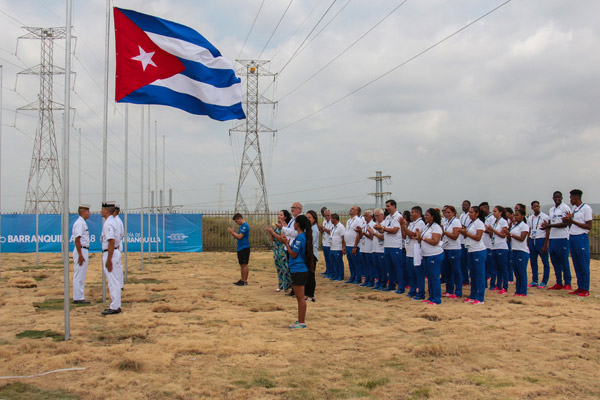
[230,60,276,214]
[367,171,392,209]
[19,27,67,214]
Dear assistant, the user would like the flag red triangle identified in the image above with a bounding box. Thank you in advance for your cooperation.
[114,8,185,101]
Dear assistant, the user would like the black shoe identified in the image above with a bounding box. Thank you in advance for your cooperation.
[73,300,91,304]
[234,280,248,286]
[101,308,121,315]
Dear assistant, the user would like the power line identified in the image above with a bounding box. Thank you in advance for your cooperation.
[237,0,267,59]
[278,0,408,102]
[278,0,513,131]
[257,0,294,60]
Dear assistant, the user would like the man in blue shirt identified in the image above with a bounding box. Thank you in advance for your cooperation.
[228,213,250,286]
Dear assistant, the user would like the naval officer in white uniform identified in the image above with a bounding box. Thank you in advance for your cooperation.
[101,201,122,315]
[72,204,91,304]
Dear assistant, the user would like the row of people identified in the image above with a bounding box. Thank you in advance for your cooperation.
[318,189,592,305]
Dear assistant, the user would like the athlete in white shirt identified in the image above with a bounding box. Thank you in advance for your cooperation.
[459,200,471,285]
[509,209,530,297]
[369,208,386,290]
[487,206,509,294]
[527,201,550,288]
[416,208,444,305]
[378,200,404,292]
[344,206,365,284]
[328,213,346,281]
[541,191,572,290]
[458,206,487,305]
[320,209,333,278]
[72,204,91,304]
[400,206,426,299]
[480,202,495,288]
[564,189,593,296]
[358,210,376,287]
[442,205,463,299]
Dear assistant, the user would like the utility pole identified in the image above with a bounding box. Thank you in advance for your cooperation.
[229,60,276,215]
[367,171,391,209]
[19,27,67,214]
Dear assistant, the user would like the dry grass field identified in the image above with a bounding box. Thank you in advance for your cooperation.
[0,251,599,400]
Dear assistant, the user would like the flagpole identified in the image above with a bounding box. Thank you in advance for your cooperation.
[0,65,3,276]
[162,134,165,253]
[78,127,81,205]
[63,0,72,341]
[154,120,158,255]
[140,106,144,271]
[147,105,151,262]
[123,103,128,282]
[101,0,110,304]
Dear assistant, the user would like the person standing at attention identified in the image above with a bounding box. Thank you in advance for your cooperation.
[320,209,333,278]
[441,205,462,299]
[100,201,122,315]
[72,204,91,304]
[527,201,550,288]
[329,213,346,281]
[305,210,320,302]
[281,215,315,330]
[479,202,495,288]
[400,206,426,300]
[369,208,386,290]
[228,213,250,286]
[378,200,403,292]
[487,206,509,294]
[541,191,572,291]
[459,200,471,286]
[509,209,530,297]
[344,206,364,284]
[459,206,487,305]
[416,208,444,305]
[564,189,593,297]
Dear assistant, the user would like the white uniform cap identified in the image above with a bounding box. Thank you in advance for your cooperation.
[78,203,91,209]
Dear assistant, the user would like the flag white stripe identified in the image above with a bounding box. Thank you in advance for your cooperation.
[146,32,234,70]
[150,74,242,107]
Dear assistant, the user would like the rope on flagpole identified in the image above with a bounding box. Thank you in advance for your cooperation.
[0,367,86,380]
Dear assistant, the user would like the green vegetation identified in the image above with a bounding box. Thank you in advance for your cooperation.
[0,382,78,400]
[33,298,92,311]
[16,329,64,342]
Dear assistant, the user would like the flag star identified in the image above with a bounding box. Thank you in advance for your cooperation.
[131,46,157,71]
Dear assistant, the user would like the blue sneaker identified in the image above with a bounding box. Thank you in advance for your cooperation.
[344,279,354,284]
[336,277,344,281]
[359,282,368,287]
[366,282,374,288]
[288,321,307,330]
[395,289,405,294]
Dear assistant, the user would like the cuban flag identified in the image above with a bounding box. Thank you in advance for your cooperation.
[114,7,245,121]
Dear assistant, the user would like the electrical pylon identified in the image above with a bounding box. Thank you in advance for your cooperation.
[18,27,66,214]
[367,171,392,209]
[230,60,276,214]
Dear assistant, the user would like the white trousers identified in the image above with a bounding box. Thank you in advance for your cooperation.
[72,248,89,301]
[102,249,122,310]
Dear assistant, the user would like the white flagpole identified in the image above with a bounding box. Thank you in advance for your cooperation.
[101,0,110,303]
[123,103,128,282]
[147,106,151,262]
[78,127,81,205]
[140,107,144,271]
[63,0,72,341]
[154,120,158,255]
[162,134,165,253]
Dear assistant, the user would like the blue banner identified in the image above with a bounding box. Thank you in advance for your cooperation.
[0,213,202,253]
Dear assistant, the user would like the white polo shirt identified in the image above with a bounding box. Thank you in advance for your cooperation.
[322,219,333,247]
[421,223,443,257]
[372,224,385,253]
[344,215,364,248]
[465,218,486,252]
[383,211,403,248]
[570,203,593,236]
[528,212,549,240]
[72,216,90,248]
[548,203,571,239]
[459,212,470,246]
[510,221,530,253]
[405,218,426,257]
[483,214,495,249]
[330,222,346,251]
[442,216,462,250]
[359,220,375,253]
[491,217,509,250]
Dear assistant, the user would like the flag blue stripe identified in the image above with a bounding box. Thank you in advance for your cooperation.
[119,85,246,121]
[117,8,222,58]
[178,58,241,89]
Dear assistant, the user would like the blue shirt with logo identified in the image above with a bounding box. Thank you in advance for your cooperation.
[237,222,250,251]
[288,232,308,273]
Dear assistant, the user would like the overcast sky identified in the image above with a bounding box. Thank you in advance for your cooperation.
[0,0,598,213]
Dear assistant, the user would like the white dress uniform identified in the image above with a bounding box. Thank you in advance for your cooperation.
[102,213,122,311]
[72,212,90,301]
[113,210,125,289]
